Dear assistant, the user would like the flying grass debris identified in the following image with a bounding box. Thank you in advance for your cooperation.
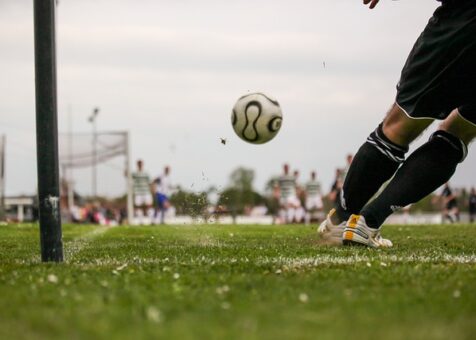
[47,274,58,284]
[146,306,162,323]
[299,293,309,303]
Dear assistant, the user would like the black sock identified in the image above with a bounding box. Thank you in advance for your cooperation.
[361,130,468,228]
[335,124,408,221]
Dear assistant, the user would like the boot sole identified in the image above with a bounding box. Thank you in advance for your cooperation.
[342,239,369,247]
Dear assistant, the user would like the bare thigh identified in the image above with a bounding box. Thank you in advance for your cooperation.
[381,103,433,147]
[439,109,476,145]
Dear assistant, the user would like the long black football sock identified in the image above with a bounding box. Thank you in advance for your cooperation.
[335,124,408,222]
[361,130,468,228]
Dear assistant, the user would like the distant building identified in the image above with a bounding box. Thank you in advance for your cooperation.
[4,196,37,222]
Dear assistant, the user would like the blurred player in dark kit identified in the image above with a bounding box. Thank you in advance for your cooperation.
[469,187,476,223]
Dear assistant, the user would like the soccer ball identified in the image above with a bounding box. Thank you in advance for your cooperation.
[231,92,283,144]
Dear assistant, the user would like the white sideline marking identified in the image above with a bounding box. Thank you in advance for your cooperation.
[256,254,476,267]
[65,226,114,262]
[69,253,476,268]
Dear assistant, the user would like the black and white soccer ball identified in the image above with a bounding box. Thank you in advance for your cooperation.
[231,93,283,144]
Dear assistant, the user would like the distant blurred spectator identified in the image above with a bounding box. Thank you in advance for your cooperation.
[469,187,476,223]
[132,159,153,224]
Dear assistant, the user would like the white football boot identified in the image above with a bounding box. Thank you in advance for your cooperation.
[342,214,393,248]
[317,209,346,245]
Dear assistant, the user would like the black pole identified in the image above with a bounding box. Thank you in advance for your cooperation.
[0,135,5,221]
[34,0,63,262]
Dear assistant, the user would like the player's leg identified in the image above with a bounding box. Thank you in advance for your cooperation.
[304,200,311,225]
[140,204,148,225]
[136,194,147,224]
[157,203,163,224]
[334,103,432,223]
[357,109,474,233]
[160,195,170,224]
[286,197,298,224]
[325,0,475,245]
[444,208,454,224]
[443,206,453,223]
[453,206,461,223]
[133,195,144,225]
[319,104,430,244]
[470,202,476,223]
[286,205,294,224]
[143,193,154,225]
[153,192,160,224]
[278,200,286,224]
[295,206,305,224]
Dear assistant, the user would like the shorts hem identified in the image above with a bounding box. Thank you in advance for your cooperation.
[395,101,436,121]
[456,109,476,128]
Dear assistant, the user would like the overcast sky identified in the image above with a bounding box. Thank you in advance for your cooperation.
[1,0,475,198]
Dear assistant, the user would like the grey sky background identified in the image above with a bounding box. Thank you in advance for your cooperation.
[1,0,475,198]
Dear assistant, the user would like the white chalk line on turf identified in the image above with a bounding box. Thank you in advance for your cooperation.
[16,226,115,264]
[69,253,476,268]
[64,226,115,262]
[257,254,476,267]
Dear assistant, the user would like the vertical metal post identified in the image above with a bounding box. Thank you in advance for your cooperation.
[34,0,63,262]
[93,119,97,197]
[67,105,74,211]
[89,107,99,198]
[0,135,5,221]
[125,132,134,223]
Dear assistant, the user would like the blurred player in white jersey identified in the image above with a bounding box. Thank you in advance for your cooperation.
[278,164,301,223]
[131,159,153,225]
[305,171,324,225]
[153,165,173,224]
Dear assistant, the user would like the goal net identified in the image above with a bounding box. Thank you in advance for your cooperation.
[58,131,133,220]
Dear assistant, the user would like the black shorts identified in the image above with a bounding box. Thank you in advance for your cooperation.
[396,0,476,125]
[446,199,458,210]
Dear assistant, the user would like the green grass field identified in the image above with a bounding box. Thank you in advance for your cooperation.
[0,223,475,340]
